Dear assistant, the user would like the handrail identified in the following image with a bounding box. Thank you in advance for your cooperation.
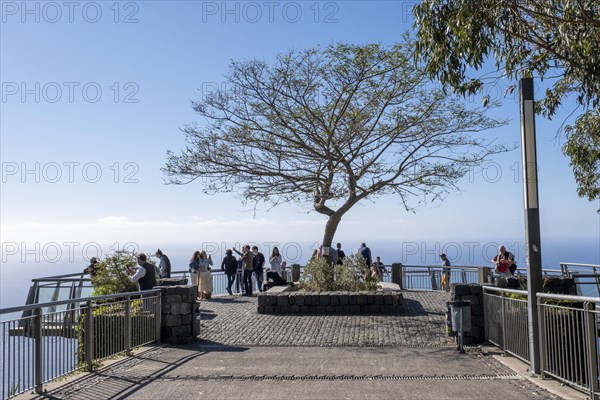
[31,272,88,282]
[537,292,600,303]
[0,289,161,315]
[482,285,528,296]
[559,262,600,268]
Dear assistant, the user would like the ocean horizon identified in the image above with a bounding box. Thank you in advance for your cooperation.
[1,236,598,310]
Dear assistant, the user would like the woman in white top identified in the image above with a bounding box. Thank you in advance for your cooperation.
[269,247,283,275]
[198,251,213,299]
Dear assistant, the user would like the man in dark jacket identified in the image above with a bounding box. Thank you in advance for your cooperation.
[129,253,157,291]
[252,246,265,292]
[221,249,238,295]
[155,249,171,278]
[234,246,254,296]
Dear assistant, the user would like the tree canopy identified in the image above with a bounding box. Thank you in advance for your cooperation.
[414,0,600,203]
[163,38,508,247]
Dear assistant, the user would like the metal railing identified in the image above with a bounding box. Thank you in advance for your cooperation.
[537,292,600,398]
[0,289,161,399]
[482,286,530,362]
[401,265,481,291]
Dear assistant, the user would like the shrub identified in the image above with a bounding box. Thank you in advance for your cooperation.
[300,253,378,292]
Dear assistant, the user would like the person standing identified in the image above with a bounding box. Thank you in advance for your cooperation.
[372,256,386,281]
[221,249,238,295]
[234,246,254,296]
[358,242,372,268]
[155,249,171,278]
[84,257,100,277]
[128,253,157,291]
[199,251,213,299]
[252,246,265,292]
[440,253,451,291]
[269,247,283,275]
[189,251,202,298]
[336,243,346,265]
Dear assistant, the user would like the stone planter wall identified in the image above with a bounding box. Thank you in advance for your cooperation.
[257,290,404,314]
[157,285,198,344]
[450,284,485,344]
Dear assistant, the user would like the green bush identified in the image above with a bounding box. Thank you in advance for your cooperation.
[300,253,378,292]
[91,250,150,296]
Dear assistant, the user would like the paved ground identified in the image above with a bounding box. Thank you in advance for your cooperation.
[197,292,456,347]
[18,291,573,400]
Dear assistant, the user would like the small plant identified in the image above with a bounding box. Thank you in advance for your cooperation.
[300,257,335,292]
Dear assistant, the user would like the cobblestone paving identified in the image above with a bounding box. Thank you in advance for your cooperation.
[198,291,456,347]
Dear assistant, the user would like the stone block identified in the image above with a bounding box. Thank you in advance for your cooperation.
[330,294,340,306]
[368,304,381,313]
[453,285,470,296]
[348,295,357,305]
[357,294,368,305]
[341,305,351,313]
[280,305,291,314]
[287,294,295,305]
[181,314,192,325]
[373,293,384,305]
[266,295,278,306]
[316,305,326,313]
[319,293,331,306]
[325,306,334,313]
[300,306,309,313]
[161,302,171,313]
[350,305,360,314]
[265,306,275,314]
[295,294,305,306]
[469,285,483,295]
[165,314,182,327]
[257,305,265,314]
[291,305,300,313]
[171,303,190,315]
[277,295,289,306]
[462,295,480,306]
[471,305,483,316]
[381,305,390,313]
[360,305,369,313]
[309,293,320,306]
[258,294,268,306]
[383,293,395,305]
[166,295,182,305]
[338,293,349,305]
[172,325,191,337]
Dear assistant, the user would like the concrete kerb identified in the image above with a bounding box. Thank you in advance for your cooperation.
[480,345,587,400]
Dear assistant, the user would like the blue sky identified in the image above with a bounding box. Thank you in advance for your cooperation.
[1,1,599,270]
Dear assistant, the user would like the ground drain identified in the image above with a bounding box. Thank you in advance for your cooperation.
[161,373,519,382]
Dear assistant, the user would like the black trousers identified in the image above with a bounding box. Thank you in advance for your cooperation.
[243,269,253,295]
[226,273,236,292]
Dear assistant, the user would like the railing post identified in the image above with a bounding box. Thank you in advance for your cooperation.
[478,267,492,285]
[33,307,43,394]
[85,300,94,372]
[156,292,162,342]
[461,270,467,284]
[429,268,438,291]
[537,296,547,377]
[501,291,507,353]
[584,302,599,398]
[391,263,402,289]
[125,296,131,356]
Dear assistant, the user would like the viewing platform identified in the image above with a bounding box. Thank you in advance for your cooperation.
[12,291,581,400]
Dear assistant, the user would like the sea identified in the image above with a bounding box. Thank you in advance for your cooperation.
[1,237,599,311]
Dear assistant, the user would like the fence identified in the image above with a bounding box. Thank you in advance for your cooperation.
[483,286,600,399]
[0,289,161,399]
[482,286,530,362]
[537,292,600,398]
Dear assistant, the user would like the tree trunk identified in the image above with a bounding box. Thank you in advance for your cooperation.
[322,213,342,261]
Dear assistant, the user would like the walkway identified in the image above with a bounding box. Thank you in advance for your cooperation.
[18,291,572,400]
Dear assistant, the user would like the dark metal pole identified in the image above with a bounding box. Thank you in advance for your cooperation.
[520,77,543,374]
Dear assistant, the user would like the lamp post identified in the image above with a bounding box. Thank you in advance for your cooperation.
[520,77,542,375]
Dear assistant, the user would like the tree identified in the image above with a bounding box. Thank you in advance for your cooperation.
[163,37,508,251]
[413,0,600,203]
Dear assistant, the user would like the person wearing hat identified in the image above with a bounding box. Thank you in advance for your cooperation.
[440,253,451,291]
